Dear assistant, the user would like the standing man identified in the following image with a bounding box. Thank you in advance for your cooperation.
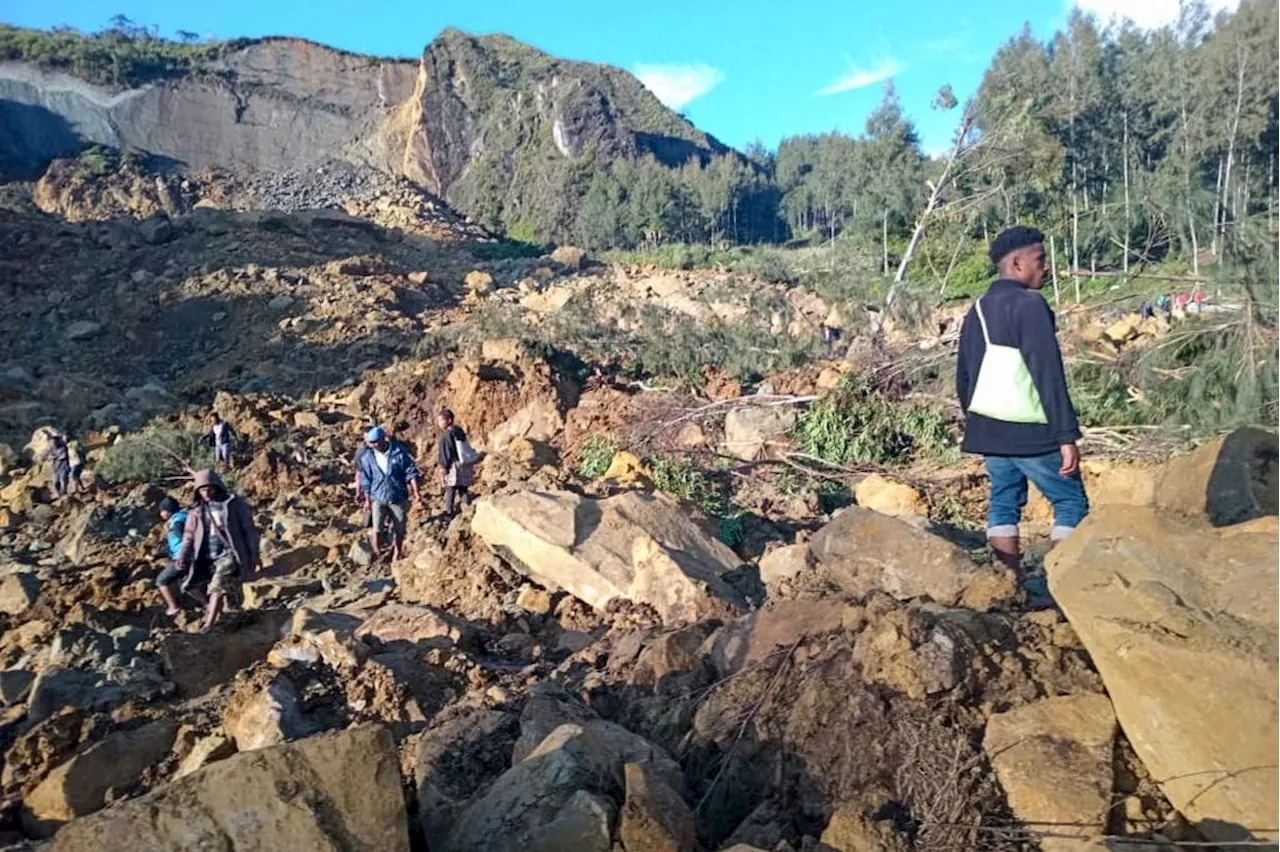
[955,226,1089,571]
[43,429,72,498]
[436,409,475,517]
[206,413,237,469]
[356,426,421,562]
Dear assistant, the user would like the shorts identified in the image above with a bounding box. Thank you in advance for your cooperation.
[157,562,182,588]
[371,500,408,540]
[207,552,241,596]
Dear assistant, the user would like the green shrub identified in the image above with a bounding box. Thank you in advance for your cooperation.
[97,426,215,484]
[794,374,958,466]
[649,454,726,516]
[577,434,616,479]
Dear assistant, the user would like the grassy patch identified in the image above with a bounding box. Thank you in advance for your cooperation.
[576,434,617,479]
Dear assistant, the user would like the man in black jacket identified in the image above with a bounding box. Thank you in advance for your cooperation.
[956,226,1089,570]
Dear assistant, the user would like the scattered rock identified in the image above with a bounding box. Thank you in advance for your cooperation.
[174,734,236,779]
[820,787,910,852]
[242,575,325,609]
[854,474,928,519]
[0,668,35,705]
[50,725,408,852]
[416,706,520,845]
[983,693,1117,852]
[619,760,696,852]
[23,720,179,836]
[64,321,103,342]
[721,405,796,461]
[1047,506,1278,840]
[515,585,554,615]
[0,571,40,615]
[704,599,844,678]
[550,245,587,270]
[807,507,1012,607]
[602,450,648,486]
[222,674,315,751]
[356,602,478,650]
[757,543,808,590]
[465,270,495,295]
[471,489,746,623]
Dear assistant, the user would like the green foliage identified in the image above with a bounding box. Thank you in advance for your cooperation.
[75,144,115,176]
[649,455,728,518]
[576,434,617,479]
[0,22,245,87]
[97,426,214,484]
[795,374,959,466]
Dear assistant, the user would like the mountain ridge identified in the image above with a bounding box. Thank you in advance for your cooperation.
[0,24,732,240]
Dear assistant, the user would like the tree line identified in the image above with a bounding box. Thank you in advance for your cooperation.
[572,0,1278,287]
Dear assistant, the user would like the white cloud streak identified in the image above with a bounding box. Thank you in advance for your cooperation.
[1071,0,1238,29]
[633,63,724,110]
[814,58,902,96]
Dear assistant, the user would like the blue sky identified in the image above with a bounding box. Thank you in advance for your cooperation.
[2,0,1236,154]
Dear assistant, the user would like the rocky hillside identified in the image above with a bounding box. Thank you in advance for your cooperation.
[0,26,728,237]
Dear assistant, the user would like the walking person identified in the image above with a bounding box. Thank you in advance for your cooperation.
[356,426,421,562]
[436,409,477,517]
[155,496,207,616]
[43,429,72,498]
[205,414,237,469]
[955,226,1089,571]
[174,470,260,631]
[67,436,85,493]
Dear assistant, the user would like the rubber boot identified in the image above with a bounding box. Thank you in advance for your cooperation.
[989,535,1021,571]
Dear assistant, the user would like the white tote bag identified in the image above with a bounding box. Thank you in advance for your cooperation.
[967,298,1048,424]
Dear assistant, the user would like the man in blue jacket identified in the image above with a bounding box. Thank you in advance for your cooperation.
[356,426,422,562]
[956,226,1089,571]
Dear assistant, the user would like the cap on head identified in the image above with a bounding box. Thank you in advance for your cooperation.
[365,426,386,444]
[989,226,1045,266]
[159,496,180,514]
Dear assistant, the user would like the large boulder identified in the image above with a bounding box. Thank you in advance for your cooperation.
[1154,426,1277,526]
[23,720,179,836]
[471,489,745,623]
[50,725,408,852]
[854,474,928,519]
[1046,507,1278,841]
[0,572,40,615]
[806,506,1012,607]
[983,694,1116,852]
[416,707,520,845]
[721,405,796,461]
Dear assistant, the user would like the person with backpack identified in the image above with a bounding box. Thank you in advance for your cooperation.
[436,409,478,517]
[955,226,1089,572]
[155,496,206,616]
[356,426,421,562]
[175,470,260,631]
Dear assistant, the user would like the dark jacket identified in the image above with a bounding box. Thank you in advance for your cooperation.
[175,497,259,573]
[357,440,420,504]
[437,426,475,488]
[956,279,1081,457]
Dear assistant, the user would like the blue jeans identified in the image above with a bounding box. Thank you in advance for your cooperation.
[986,451,1089,541]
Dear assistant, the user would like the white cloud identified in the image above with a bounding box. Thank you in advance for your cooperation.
[633,63,724,110]
[814,58,902,97]
[1072,0,1238,29]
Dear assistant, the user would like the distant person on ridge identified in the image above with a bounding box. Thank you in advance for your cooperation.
[356,426,421,562]
[436,409,477,517]
[155,496,206,616]
[204,413,237,469]
[175,470,260,631]
[955,226,1088,571]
